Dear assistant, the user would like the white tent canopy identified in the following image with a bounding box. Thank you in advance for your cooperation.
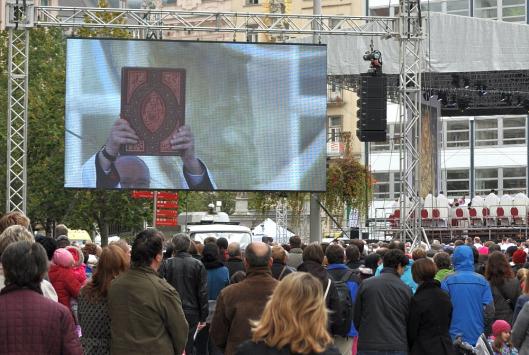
[252,218,294,241]
[299,12,529,74]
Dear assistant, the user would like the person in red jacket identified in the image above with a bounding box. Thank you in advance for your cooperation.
[49,248,83,310]
[0,241,82,354]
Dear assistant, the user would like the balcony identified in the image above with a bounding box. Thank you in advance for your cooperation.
[327,87,345,106]
[327,140,345,157]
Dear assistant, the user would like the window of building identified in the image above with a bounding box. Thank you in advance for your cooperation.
[373,173,390,199]
[446,0,471,15]
[502,0,526,22]
[246,0,259,5]
[502,167,526,194]
[369,7,390,16]
[446,120,469,148]
[503,116,525,145]
[475,0,498,18]
[328,116,342,143]
[476,168,498,195]
[246,25,258,42]
[446,169,469,197]
[475,118,498,146]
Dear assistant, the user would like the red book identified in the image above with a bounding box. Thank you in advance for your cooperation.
[120,67,186,156]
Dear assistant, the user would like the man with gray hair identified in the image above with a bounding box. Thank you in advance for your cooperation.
[159,233,208,355]
[225,242,245,278]
[211,242,278,355]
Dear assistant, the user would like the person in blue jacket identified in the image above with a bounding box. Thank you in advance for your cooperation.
[325,244,361,355]
[374,241,417,293]
[441,245,495,347]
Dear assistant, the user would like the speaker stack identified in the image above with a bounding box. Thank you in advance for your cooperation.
[356,73,388,142]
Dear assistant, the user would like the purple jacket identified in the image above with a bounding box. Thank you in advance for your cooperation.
[0,286,82,355]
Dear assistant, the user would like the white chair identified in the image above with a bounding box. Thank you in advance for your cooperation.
[436,194,450,227]
[498,194,513,226]
[484,193,500,226]
[511,193,528,225]
[423,194,435,227]
[470,196,484,226]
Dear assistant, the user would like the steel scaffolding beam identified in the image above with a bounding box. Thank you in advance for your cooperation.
[398,0,424,246]
[275,198,289,244]
[5,3,421,235]
[32,6,398,36]
[6,0,33,213]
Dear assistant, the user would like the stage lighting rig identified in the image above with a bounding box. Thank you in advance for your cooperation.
[363,48,383,75]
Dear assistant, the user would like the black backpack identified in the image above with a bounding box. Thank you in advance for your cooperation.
[328,269,355,337]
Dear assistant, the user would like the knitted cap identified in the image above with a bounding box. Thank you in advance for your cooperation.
[492,320,511,336]
[513,250,527,265]
[52,248,74,268]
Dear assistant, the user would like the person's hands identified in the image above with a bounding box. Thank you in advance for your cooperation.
[197,322,207,331]
[170,125,203,175]
[105,118,139,156]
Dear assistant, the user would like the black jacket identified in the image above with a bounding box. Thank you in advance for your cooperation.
[225,257,245,278]
[298,261,342,336]
[235,340,341,355]
[354,267,412,352]
[271,262,294,281]
[159,251,209,322]
[490,277,520,323]
[407,280,456,355]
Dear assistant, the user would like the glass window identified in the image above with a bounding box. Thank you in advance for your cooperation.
[503,167,526,178]
[503,116,526,145]
[475,119,498,146]
[446,169,469,197]
[476,168,498,194]
[503,167,526,194]
[370,7,390,16]
[329,116,342,128]
[373,173,390,199]
[446,120,469,148]
[475,0,497,7]
[447,0,470,14]
[477,168,498,179]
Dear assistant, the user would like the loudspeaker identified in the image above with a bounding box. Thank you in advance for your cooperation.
[356,73,387,142]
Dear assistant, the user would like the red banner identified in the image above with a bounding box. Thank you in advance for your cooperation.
[131,190,154,199]
[156,217,178,227]
[157,192,179,200]
[157,200,178,209]
[156,209,178,218]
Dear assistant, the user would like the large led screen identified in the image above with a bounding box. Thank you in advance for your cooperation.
[65,38,327,191]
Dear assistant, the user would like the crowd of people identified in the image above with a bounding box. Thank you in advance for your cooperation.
[6,211,529,354]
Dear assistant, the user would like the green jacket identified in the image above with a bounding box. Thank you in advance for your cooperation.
[108,266,189,355]
[434,268,453,282]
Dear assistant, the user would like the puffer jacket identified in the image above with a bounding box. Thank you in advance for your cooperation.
[49,263,82,309]
[159,251,209,321]
[0,285,82,354]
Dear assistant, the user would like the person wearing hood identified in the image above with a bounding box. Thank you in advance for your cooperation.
[441,245,494,347]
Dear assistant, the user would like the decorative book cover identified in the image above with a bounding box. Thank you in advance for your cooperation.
[120,67,186,156]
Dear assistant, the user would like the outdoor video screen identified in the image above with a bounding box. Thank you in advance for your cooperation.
[64,38,327,191]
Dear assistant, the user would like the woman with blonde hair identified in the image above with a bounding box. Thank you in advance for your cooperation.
[235,272,340,355]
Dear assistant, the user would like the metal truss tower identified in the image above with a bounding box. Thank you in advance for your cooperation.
[275,198,289,244]
[4,2,423,246]
[398,0,424,246]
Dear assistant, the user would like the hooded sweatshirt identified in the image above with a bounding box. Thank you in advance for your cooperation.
[441,245,494,346]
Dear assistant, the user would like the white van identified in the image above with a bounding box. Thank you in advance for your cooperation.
[186,224,252,250]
